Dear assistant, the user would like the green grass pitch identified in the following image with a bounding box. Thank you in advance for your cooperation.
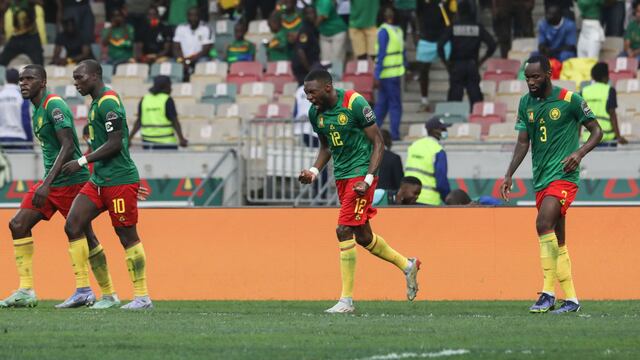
[0,301,638,359]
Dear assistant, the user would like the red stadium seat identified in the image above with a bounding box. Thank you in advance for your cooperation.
[608,71,635,86]
[468,114,504,136]
[471,101,507,119]
[343,60,375,102]
[607,57,638,74]
[264,61,295,94]
[485,58,521,76]
[227,61,263,87]
[482,72,516,83]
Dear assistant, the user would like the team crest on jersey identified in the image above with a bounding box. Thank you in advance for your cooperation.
[549,108,561,120]
[527,110,534,123]
[318,115,324,128]
[338,113,348,125]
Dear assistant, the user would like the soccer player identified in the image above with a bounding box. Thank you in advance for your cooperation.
[61,60,152,310]
[0,65,120,309]
[500,55,602,314]
[298,69,421,313]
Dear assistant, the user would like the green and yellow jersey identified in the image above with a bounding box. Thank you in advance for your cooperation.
[32,92,89,187]
[309,89,377,180]
[515,86,596,191]
[87,87,139,186]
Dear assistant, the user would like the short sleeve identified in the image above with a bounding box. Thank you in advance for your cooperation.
[165,97,178,119]
[201,26,214,45]
[571,92,596,125]
[350,95,376,128]
[308,107,319,133]
[46,99,73,131]
[515,97,527,131]
[172,26,183,42]
[316,0,331,18]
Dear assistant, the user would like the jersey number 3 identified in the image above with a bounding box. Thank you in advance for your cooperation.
[540,125,547,142]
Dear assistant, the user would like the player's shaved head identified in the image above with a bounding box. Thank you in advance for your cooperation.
[77,59,103,79]
[304,69,333,85]
[22,64,46,81]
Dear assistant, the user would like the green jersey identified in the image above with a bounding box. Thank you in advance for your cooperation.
[101,25,134,62]
[32,92,89,187]
[316,0,347,37]
[226,39,256,63]
[309,89,377,180]
[624,20,640,50]
[267,29,291,61]
[515,86,596,191]
[88,87,139,186]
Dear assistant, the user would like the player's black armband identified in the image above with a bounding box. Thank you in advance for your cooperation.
[104,111,123,133]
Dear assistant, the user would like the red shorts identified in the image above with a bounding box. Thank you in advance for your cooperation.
[79,182,139,227]
[20,181,85,220]
[336,176,378,226]
[535,180,578,217]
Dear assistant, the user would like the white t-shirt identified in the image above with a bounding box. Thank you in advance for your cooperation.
[173,22,214,58]
[293,85,316,137]
[0,84,28,140]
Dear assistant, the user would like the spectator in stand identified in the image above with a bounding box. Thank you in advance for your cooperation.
[349,0,380,60]
[1,0,45,66]
[124,0,158,36]
[581,62,628,146]
[535,4,577,62]
[0,69,32,150]
[622,2,640,61]
[56,0,94,44]
[378,129,404,191]
[129,75,188,150]
[102,8,135,66]
[51,17,93,66]
[292,6,321,84]
[416,0,454,111]
[226,21,256,63]
[240,0,276,22]
[279,0,303,36]
[438,0,496,106]
[315,0,348,68]
[267,12,292,61]
[374,6,406,141]
[577,0,606,58]
[172,7,214,79]
[134,6,172,64]
[492,0,534,58]
[602,0,625,37]
[373,176,423,206]
[394,0,417,43]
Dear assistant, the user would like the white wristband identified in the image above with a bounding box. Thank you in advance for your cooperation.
[309,167,320,176]
[77,156,88,167]
[364,174,374,186]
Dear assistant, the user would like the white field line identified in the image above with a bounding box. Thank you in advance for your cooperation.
[357,349,470,360]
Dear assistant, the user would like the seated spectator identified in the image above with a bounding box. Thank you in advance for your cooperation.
[444,189,502,206]
[226,21,256,63]
[622,2,640,62]
[1,0,45,65]
[267,12,292,61]
[378,129,404,191]
[51,17,93,66]
[292,6,321,84]
[0,68,33,150]
[102,8,135,66]
[279,0,303,35]
[129,75,188,150]
[373,176,423,206]
[172,6,214,78]
[134,6,172,64]
[535,4,577,62]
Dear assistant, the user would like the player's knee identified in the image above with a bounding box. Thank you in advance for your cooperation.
[64,219,84,239]
[335,225,353,241]
[9,217,28,238]
[354,232,373,247]
[535,217,555,235]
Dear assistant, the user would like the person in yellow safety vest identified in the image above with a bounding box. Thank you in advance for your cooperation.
[374,6,406,141]
[129,75,188,150]
[405,116,452,205]
[580,62,628,147]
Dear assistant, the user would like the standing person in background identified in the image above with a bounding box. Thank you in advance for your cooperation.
[577,0,606,58]
[394,0,418,44]
[239,0,276,22]
[377,129,404,191]
[492,0,535,58]
[1,0,45,65]
[129,75,188,150]
[315,0,348,68]
[621,2,640,61]
[56,0,94,44]
[349,0,380,60]
[501,55,602,314]
[405,116,451,206]
[0,68,33,150]
[601,0,625,37]
[292,6,321,84]
[374,6,406,141]
[581,62,627,146]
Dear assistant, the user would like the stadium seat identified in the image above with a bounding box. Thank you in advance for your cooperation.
[227,61,263,86]
[600,37,624,61]
[479,80,497,100]
[342,60,374,101]
[237,82,275,105]
[118,82,148,101]
[434,101,469,123]
[191,61,228,84]
[150,62,183,83]
[282,82,299,97]
[217,103,254,119]
[619,120,640,141]
[112,63,150,88]
[256,103,293,119]
[71,104,89,124]
[497,80,526,95]
[201,83,237,105]
[171,82,204,104]
[45,65,71,89]
[246,19,271,45]
[403,123,427,141]
[468,114,504,136]
[101,63,114,84]
[55,85,84,105]
[212,116,243,142]
[449,123,482,141]
[482,71,516,83]
[471,101,507,118]
[484,58,521,79]
[486,123,517,142]
[122,100,139,123]
[264,61,295,94]
[180,103,215,122]
[507,38,537,63]
[334,81,355,90]
[609,71,635,86]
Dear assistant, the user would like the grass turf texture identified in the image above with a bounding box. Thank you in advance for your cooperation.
[0,301,638,359]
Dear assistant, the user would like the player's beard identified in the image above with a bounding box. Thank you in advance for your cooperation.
[531,80,549,98]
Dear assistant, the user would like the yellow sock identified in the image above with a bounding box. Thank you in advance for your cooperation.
[14,237,34,289]
[68,237,90,288]
[557,246,577,300]
[125,243,148,297]
[89,244,115,296]
[339,239,357,298]
[365,233,409,271]
[538,232,559,294]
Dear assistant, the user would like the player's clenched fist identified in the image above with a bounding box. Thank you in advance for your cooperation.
[298,169,317,184]
[352,181,369,196]
[500,177,512,202]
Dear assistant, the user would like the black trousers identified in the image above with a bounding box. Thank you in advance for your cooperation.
[0,33,43,65]
[447,59,483,105]
[242,0,276,22]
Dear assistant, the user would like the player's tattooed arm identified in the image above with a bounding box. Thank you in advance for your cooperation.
[500,130,530,201]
